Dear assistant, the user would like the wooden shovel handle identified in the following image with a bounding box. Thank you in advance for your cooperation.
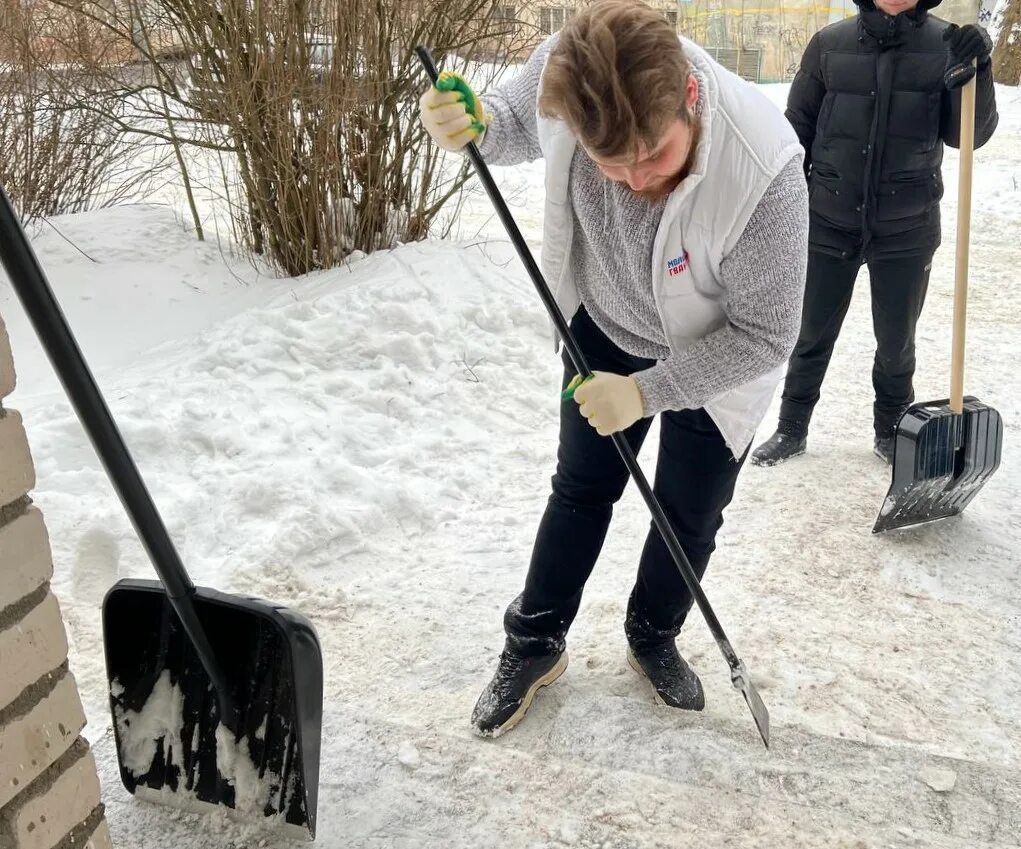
[950,73,976,415]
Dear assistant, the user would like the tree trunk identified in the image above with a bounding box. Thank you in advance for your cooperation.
[993,0,1021,85]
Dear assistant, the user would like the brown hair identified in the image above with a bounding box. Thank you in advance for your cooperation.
[538,0,693,161]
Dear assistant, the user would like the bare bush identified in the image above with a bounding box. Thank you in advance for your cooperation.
[45,0,518,276]
[0,2,158,221]
[176,0,518,274]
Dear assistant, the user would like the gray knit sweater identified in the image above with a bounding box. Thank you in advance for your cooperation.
[479,40,809,416]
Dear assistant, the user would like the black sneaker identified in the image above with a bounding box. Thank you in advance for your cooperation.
[470,648,567,737]
[627,642,705,711]
[751,429,807,466]
[874,434,895,465]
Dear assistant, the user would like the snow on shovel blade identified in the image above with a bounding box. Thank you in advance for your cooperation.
[873,397,1002,534]
[103,580,323,838]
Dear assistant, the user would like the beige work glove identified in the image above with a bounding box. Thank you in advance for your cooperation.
[419,71,490,153]
[571,372,645,436]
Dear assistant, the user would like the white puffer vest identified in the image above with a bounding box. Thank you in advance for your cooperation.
[536,39,803,456]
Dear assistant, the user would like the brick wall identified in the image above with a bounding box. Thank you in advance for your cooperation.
[0,314,112,849]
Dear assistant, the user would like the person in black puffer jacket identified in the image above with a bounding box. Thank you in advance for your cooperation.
[752,0,998,467]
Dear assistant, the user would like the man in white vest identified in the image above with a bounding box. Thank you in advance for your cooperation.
[421,0,809,737]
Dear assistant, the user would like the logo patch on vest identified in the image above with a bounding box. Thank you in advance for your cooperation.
[666,251,690,277]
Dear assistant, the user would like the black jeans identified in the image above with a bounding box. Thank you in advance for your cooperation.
[504,308,748,657]
[779,249,933,437]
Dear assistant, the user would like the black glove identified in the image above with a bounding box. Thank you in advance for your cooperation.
[943,23,993,67]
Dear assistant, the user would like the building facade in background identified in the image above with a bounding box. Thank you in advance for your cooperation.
[498,0,982,83]
[0,0,994,83]
[485,0,852,82]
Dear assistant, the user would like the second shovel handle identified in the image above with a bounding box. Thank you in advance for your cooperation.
[950,72,976,415]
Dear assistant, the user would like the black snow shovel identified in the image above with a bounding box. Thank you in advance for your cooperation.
[0,185,323,837]
[873,73,1002,534]
[415,47,771,748]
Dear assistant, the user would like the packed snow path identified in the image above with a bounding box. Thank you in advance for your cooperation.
[89,693,1021,848]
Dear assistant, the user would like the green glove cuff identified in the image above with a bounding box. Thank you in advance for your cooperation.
[561,374,593,401]
[436,71,489,135]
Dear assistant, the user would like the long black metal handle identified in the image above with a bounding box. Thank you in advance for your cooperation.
[0,186,236,725]
[416,47,768,746]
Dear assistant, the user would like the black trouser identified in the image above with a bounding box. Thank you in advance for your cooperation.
[504,308,747,657]
[779,249,933,437]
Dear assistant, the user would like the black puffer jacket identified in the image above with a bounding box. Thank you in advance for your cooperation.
[786,0,998,260]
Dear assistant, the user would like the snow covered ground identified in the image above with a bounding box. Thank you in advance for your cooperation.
[2,83,1020,848]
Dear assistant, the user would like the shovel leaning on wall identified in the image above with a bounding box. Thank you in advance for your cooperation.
[0,186,323,837]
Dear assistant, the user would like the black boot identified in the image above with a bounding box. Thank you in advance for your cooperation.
[751,421,808,467]
[625,605,704,711]
[874,406,906,466]
[470,646,567,737]
[874,433,895,465]
[627,643,705,711]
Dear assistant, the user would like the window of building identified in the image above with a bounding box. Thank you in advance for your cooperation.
[539,5,567,34]
[706,14,728,47]
[703,46,763,82]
